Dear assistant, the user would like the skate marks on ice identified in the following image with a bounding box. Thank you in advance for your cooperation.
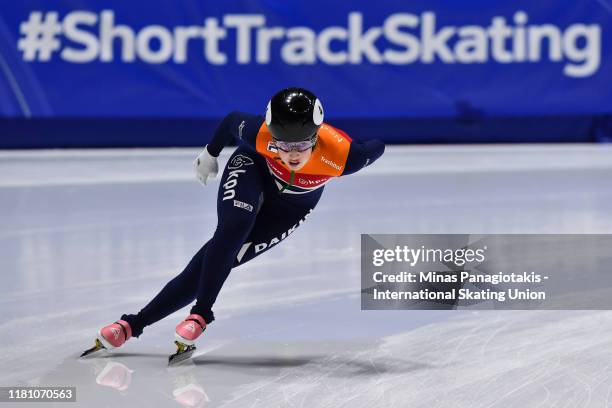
[376,311,612,408]
[3,146,612,407]
[39,339,428,408]
[188,311,612,408]
[30,310,612,408]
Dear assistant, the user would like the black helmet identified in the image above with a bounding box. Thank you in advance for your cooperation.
[265,87,324,142]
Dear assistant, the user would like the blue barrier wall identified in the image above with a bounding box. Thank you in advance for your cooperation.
[0,1,610,147]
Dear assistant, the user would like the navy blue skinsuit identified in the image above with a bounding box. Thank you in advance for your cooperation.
[122,112,385,336]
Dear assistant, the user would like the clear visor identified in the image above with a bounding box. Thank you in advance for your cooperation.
[273,138,315,152]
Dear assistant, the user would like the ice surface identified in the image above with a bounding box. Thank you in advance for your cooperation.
[1,144,612,407]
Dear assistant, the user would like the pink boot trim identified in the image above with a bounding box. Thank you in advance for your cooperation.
[175,314,206,345]
[98,320,132,349]
[116,320,132,339]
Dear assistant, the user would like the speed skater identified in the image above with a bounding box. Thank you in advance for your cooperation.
[81,87,385,363]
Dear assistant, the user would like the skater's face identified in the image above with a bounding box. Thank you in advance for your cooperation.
[277,145,313,171]
[274,138,315,171]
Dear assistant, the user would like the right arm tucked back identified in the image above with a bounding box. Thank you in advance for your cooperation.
[206,111,263,157]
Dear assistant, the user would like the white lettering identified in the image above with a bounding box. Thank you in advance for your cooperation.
[99,10,134,62]
[224,14,265,63]
[61,12,99,62]
[37,10,602,78]
[137,25,173,64]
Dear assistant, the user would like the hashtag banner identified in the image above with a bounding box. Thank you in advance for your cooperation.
[18,12,62,62]
[0,1,611,146]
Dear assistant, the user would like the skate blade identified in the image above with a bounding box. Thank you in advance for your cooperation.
[80,338,106,358]
[168,341,196,365]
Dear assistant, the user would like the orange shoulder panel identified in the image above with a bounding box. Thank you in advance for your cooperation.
[255,122,352,177]
[303,124,351,176]
[255,122,275,159]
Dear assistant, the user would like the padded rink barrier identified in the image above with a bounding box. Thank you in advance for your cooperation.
[0,114,608,149]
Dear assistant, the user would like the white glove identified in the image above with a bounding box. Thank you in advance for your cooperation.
[193,145,219,186]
